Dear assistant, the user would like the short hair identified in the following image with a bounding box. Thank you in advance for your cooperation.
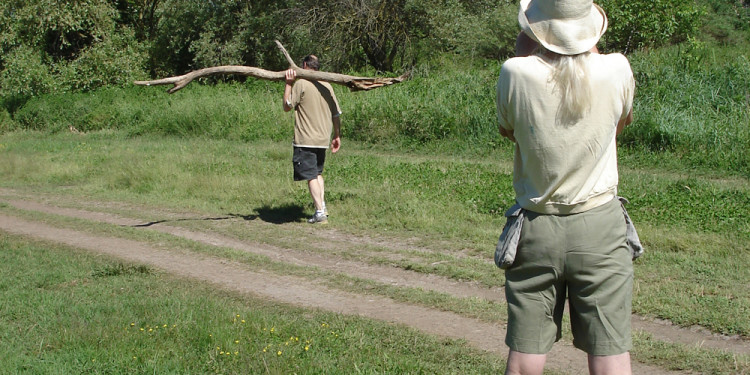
[301,55,320,70]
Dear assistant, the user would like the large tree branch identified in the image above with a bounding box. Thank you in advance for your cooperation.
[134,40,409,93]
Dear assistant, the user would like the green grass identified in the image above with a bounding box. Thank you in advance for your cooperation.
[0,233,512,374]
[3,193,746,375]
[623,44,750,175]
[632,331,749,374]
[1,131,748,340]
[0,201,509,325]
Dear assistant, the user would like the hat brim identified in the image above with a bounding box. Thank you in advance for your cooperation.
[518,0,608,55]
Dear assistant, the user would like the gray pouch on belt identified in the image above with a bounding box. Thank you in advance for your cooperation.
[617,196,644,260]
[495,203,524,269]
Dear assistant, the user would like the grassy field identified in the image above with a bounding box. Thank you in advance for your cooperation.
[1,131,748,338]
[1,131,748,373]
[0,234,512,374]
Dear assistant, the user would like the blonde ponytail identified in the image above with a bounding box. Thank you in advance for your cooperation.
[546,51,593,125]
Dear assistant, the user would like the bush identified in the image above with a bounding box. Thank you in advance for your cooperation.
[425,0,518,61]
[702,0,750,47]
[55,28,149,92]
[0,106,15,132]
[598,0,705,53]
[0,46,57,100]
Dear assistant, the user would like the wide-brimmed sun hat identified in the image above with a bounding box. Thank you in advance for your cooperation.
[518,0,608,55]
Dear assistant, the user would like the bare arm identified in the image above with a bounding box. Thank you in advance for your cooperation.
[331,116,341,153]
[283,69,296,112]
[616,109,634,136]
[499,125,516,143]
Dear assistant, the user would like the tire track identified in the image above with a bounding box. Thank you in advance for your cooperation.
[0,212,681,375]
[2,192,747,374]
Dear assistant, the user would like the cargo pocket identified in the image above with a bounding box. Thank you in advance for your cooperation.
[617,196,644,260]
[495,203,525,269]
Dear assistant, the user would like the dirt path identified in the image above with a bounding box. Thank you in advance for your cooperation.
[1,190,748,374]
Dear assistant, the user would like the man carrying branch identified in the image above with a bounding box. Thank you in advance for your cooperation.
[283,55,342,224]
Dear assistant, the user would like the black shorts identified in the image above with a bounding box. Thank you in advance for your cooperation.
[293,147,326,181]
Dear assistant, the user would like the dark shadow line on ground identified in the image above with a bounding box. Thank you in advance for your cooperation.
[127,204,307,227]
[128,216,235,227]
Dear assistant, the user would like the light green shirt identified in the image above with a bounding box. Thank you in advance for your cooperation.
[496,53,635,214]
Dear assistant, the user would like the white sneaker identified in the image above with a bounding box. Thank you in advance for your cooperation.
[307,212,328,224]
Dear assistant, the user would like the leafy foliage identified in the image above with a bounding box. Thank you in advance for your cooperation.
[598,0,705,53]
[285,0,431,72]
[423,0,518,61]
[0,0,746,131]
[702,0,750,47]
[57,28,149,92]
[0,46,56,100]
[149,0,293,77]
[0,0,148,102]
[285,0,520,72]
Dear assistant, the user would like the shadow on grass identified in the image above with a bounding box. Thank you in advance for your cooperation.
[127,204,307,227]
[129,216,236,227]
[230,204,307,224]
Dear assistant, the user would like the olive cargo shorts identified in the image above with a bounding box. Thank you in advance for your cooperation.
[504,198,633,356]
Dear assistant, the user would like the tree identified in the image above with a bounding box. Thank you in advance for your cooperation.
[424,0,518,60]
[110,0,161,40]
[0,0,148,100]
[148,0,294,76]
[287,0,431,72]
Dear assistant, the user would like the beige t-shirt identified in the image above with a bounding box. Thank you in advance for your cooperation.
[496,53,635,214]
[289,79,342,148]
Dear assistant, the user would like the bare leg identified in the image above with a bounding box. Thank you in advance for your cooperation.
[307,177,324,211]
[588,352,631,375]
[505,350,546,375]
[317,174,325,209]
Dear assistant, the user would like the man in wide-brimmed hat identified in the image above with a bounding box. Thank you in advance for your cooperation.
[495,0,636,374]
